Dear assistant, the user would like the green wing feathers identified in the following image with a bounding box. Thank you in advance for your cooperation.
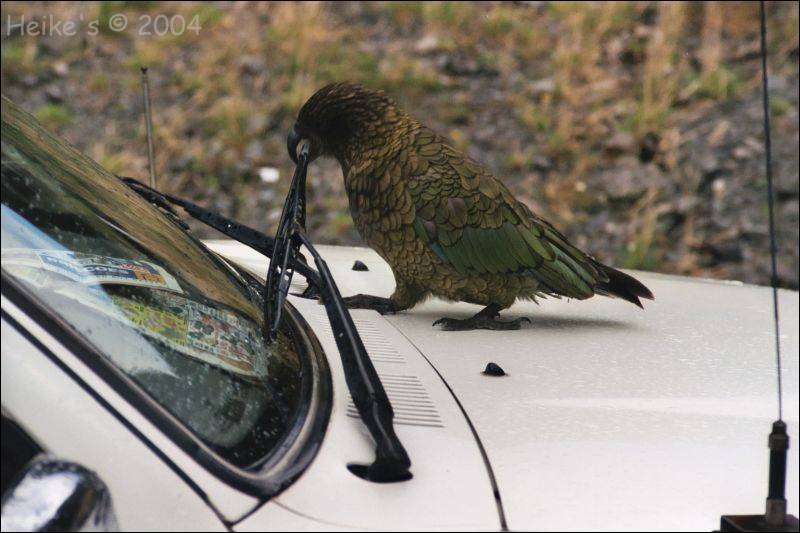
[407,129,655,305]
[413,213,600,298]
[408,148,602,299]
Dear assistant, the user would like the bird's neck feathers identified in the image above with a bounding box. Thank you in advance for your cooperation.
[331,110,418,174]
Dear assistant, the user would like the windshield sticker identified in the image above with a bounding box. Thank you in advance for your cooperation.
[2,248,263,378]
[1,249,183,293]
[111,292,266,379]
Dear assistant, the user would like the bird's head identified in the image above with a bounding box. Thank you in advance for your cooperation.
[287,82,401,164]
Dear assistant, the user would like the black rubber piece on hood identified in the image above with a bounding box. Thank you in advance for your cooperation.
[352,260,369,271]
[483,362,506,376]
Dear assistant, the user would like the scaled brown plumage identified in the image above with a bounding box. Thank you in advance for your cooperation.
[288,82,653,330]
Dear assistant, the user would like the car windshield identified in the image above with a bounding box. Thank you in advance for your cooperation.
[0,97,305,469]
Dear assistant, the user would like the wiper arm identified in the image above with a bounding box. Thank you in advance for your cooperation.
[264,144,412,482]
[297,230,412,482]
[119,176,321,290]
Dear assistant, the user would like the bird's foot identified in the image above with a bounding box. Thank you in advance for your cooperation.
[433,304,530,331]
[433,316,530,331]
[343,294,398,315]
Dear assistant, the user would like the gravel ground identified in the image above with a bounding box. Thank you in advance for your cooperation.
[1,1,797,288]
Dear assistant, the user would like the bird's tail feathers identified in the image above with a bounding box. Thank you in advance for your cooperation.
[593,263,654,308]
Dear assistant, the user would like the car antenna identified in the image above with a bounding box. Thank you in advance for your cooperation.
[719,3,798,531]
[140,66,157,188]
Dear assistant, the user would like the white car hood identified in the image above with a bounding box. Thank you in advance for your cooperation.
[208,241,799,531]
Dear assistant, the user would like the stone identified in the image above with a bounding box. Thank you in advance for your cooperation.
[483,362,506,376]
[604,131,635,154]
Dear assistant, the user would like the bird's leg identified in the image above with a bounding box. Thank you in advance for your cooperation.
[343,280,423,315]
[433,303,530,331]
[343,294,398,315]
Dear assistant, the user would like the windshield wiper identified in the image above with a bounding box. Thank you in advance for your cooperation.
[119,176,321,293]
[120,153,412,483]
[264,143,411,482]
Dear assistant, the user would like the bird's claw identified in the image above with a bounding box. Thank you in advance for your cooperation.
[433,315,530,331]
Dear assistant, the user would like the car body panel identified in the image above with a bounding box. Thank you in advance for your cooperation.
[384,274,800,531]
[207,240,799,532]
[237,298,502,530]
[0,293,260,525]
[1,297,228,531]
[235,501,355,532]
[209,241,502,530]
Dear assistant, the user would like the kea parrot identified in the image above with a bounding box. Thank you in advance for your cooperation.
[287,83,654,330]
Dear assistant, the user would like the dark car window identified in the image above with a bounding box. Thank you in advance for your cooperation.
[1,97,305,469]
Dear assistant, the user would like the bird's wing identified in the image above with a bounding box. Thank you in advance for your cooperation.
[408,131,605,299]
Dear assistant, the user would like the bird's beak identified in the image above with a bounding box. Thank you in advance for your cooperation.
[287,126,301,164]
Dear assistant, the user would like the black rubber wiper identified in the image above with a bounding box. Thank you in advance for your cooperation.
[298,230,412,482]
[264,143,412,482]
[119,176,321,291]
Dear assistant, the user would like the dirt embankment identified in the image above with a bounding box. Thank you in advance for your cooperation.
[1,1,798,287]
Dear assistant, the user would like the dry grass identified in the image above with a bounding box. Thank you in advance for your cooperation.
[1,1,798,284]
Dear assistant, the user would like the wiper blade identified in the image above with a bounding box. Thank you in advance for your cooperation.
[119,176,321,290]
[263,145,309,342]
[264,144,412,482]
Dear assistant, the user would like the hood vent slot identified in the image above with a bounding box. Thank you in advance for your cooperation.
[347,374,443,428]
[303,306,443,428]
[318,317,406,364]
